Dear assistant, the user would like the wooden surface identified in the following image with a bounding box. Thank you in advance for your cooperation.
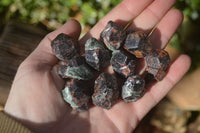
[0,21,48,106]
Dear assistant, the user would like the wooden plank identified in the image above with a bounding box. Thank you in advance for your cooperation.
[0,21,49,106]
[0,21,48,82]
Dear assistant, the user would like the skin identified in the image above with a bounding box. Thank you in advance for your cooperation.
[4,0,191,133]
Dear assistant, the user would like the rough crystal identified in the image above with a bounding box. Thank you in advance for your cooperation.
[100,21,125,51]
[62,79,92,112]
[58,56,94,80]
[85,38,110,71]
[124,31,152,58]
[122,75,145,102]
[51,33,78,60]
[145,49,170,81]
[111,50,136,78]
[92,73,119,109]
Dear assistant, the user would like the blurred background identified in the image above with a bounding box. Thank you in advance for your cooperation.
[0,0,200,132]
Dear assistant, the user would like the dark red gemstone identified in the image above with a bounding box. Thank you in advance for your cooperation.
[100,21,125,51]
[85,38,110,71]
[111,50,136,78]
[92,73,119,109]
[122,75,145,102]
[62,79,93,112]
[145,49,170,81]
[124,31,152,58]
[51,33,78,60]
[58,56,94,80]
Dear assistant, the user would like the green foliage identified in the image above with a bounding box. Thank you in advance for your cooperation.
[173,0,200,71]
[81,2,97,25]
[175,0,200,20]
[169,33,182,50]
[172,0,200,49]
[0,0,121,29]
[1,0,198,29]
[0,0,199,28]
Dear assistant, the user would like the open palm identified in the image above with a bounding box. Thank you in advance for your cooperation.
[5,0,191,133]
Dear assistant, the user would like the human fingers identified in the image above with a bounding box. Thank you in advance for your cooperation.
[130,0,176,33]
[150,9,183,48]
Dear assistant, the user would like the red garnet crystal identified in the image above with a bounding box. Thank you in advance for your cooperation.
[122,75,145,102]
[62,79,92,112]
[58,56,94,80]
[124,31,152,58]
[85,38,110,71]
[145,49,170,81]
[100,21,125,51]
[92,73,119,109]
[51,33,78,60]
[110,50,136,78]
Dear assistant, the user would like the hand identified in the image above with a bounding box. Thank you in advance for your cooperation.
[4,0,191,133]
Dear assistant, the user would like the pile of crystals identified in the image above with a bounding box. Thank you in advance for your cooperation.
[51,21,171,112]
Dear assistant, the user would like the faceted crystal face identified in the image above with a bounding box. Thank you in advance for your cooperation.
[100,21,125,51]
[122,75,145,102]
[85,38,110,71]
[58,56,94,80]
[92,73,119,109]
[62,79,92,112]
[145,49,171,81]
[124,31,152,58]
[86,49,110,71]
[111,50,136,78]
[51,33,78,60]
